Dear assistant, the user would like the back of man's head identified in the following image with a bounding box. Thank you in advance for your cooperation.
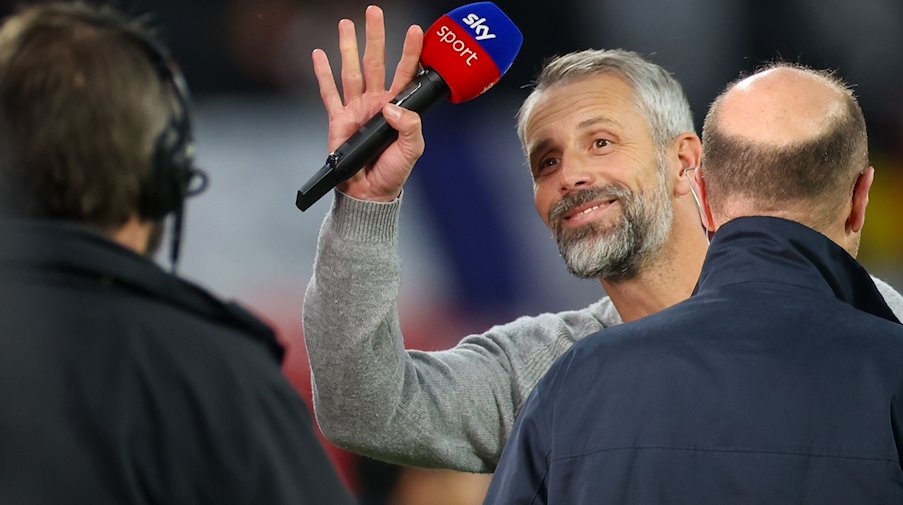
[0,2,175,232]
[700,64,868,234]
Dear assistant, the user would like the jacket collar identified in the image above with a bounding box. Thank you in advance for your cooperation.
[695,216,899,324]
[0,219,284,360]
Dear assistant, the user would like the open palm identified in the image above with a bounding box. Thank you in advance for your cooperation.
[312,6,425,202]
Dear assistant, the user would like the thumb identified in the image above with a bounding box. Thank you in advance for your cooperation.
[383,103,425,160]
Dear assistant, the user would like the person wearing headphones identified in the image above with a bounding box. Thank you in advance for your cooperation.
[0,3,352,503]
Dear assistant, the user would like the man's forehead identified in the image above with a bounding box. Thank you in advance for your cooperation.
[524,75,639,135]
[526,115,624,152]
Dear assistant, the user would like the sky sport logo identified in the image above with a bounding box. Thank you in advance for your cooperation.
[461,12,497,40]
[436,25,480,66]
[433,11,499,67]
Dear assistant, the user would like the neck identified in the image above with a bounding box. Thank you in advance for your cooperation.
[601,208,710,323]
[109,215,152,255]
[717,206,857,257]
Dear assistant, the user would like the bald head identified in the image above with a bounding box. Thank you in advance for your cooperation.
[701,64,868,230]
[716,67,849,146]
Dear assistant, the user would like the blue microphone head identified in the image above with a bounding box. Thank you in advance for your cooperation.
[446,2,522,75]
[422,2,523,103]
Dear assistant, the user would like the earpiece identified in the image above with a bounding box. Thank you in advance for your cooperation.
[683,166,713,242]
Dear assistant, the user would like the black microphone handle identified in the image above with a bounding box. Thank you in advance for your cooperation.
[296,69,450,211]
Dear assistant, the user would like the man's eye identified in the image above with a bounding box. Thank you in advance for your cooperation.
[533,158,559,177]
[594,139,611,149]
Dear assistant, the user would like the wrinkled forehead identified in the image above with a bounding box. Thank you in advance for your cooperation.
[519,74,646,148]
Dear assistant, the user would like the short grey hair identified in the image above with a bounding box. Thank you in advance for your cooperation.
[516,49,695,152]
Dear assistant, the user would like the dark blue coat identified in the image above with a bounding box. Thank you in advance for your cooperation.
[0,220,353,505]
[486,217,903,504]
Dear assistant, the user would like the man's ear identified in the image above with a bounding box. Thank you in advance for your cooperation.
[695,167,717,233]
[673,134,703,197]
[847,166,874,234]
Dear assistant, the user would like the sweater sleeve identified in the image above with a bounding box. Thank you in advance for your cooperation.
[301,191,616,472]
[871,275,903,322]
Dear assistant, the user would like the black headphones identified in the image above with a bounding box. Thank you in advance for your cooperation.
[129,31,209,271]
[78,7,209,270]
[138,40,203,221]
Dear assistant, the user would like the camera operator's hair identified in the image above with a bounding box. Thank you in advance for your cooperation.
[0,2,175,230]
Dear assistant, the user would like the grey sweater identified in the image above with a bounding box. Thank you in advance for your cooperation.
[302,191,903,473]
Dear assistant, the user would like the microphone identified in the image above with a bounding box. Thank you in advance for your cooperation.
[295,2,523,211]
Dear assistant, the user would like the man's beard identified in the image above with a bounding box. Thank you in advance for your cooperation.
[548,167,674,282]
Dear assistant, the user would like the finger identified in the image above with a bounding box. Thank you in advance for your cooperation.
[383,103,425,160]
[362,5,387,94]
[312,49,343,115]
[338,18,363,103]
[389,24,424,96]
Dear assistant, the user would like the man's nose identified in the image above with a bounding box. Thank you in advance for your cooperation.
[558,155,596,194]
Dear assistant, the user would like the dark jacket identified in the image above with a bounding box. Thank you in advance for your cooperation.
[486,217,903,504]
[0,220,353,505]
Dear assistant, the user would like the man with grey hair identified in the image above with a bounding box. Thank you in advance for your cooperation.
[516,46,700,285]
[484,63,903,503]
[301,6,903,473]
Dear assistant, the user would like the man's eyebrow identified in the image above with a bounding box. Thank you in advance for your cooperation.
[527,139,552,165]
[527,116,623,163]
[577,115,622,130]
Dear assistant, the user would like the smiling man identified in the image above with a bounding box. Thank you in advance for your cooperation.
[521,61,708,323]
[300,6,903,473]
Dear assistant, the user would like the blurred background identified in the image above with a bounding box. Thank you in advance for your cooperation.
[4,0,901,503]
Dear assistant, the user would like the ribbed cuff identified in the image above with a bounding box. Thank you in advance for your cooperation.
[329,190,402,243]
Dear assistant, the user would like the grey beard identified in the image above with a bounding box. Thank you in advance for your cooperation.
[550,174,673,282]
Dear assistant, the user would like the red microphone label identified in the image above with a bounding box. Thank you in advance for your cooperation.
[422,15,501,103]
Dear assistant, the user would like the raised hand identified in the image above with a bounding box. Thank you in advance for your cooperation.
[312,5,425,202]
